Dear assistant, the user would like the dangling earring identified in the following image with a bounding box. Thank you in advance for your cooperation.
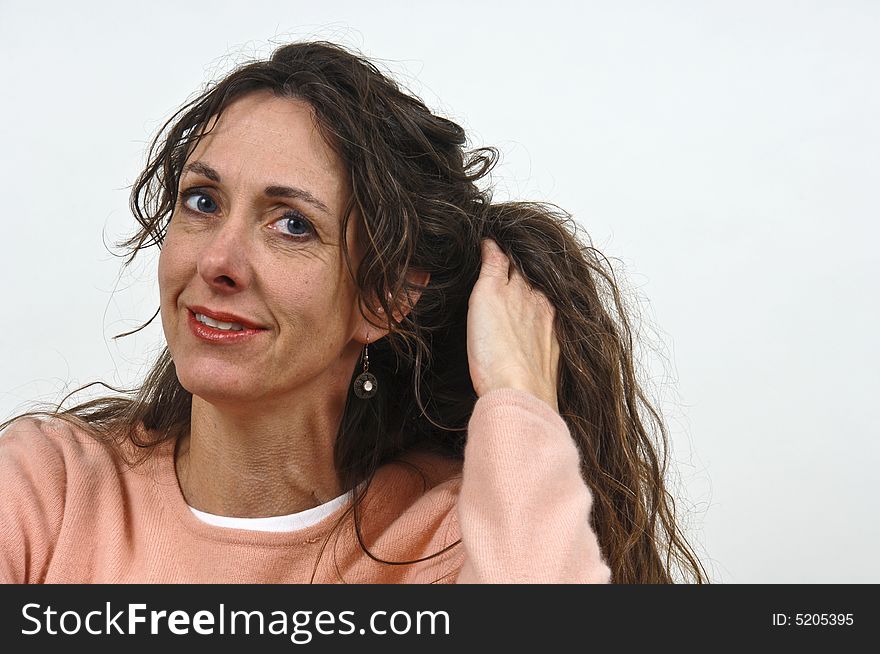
[353,335,378,399]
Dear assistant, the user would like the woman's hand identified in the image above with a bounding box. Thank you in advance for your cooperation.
[466,238,561,413]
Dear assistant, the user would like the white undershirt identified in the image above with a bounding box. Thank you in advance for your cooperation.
[188,489,352,532]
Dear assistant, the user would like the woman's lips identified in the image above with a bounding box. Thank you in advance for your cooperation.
[187,310,267,343]
[187,305,266,329]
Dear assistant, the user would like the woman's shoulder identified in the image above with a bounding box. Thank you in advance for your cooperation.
[0,415,135,482]
[349,448,465,571]
[387,448,464,495]
[0,416,144,583]
[366,447,464,515]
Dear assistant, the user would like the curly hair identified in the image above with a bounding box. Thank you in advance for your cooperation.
[1,41,708,583]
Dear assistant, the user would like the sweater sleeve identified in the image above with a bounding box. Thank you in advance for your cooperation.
[0,418,67,584]
[454,388,612,584]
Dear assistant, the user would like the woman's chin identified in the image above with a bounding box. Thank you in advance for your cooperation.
[175,366,263,404]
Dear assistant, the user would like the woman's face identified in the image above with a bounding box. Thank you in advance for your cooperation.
[158,90,368,407]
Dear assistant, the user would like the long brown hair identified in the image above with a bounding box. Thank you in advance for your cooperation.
[1,41,708,583]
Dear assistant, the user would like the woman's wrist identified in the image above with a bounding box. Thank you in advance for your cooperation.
[479,382,559,414]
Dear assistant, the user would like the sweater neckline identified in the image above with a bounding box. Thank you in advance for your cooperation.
[187,489,352,532]
[149,433,355,547]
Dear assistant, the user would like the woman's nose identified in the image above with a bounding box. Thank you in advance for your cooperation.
[195,213,254,293]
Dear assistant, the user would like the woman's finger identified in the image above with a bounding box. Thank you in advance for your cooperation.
[480,239,510,282]
[507,262,528,288]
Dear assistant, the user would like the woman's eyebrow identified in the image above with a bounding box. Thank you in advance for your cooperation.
[181,161,333,216]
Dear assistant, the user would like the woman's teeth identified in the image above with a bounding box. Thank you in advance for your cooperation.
[195,313,245,331]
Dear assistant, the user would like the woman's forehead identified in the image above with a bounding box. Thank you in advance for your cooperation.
[189,93,345,186]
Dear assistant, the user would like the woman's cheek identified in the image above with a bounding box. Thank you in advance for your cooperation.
[158,231,191,293]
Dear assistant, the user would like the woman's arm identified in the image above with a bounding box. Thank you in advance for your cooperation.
[453,388,612,583]
[452,239,611,582]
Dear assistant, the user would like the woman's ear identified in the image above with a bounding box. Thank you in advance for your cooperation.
[389,269,430,323]
[357,270,431,344]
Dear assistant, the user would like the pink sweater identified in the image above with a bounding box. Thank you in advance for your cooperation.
[0,388,612,584]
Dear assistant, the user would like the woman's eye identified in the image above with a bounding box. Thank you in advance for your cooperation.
[271,212,314,239]
[181,191,217,214]
[178,191,313,241]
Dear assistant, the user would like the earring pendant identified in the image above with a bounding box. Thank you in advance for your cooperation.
[353,338,378,399]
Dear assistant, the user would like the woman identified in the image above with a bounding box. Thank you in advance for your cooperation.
[0,41,706,584]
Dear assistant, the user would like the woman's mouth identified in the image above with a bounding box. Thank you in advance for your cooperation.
[195,312,247,331]
[188,310,267,343]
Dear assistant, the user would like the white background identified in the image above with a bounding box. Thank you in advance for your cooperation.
[1,1,877,583]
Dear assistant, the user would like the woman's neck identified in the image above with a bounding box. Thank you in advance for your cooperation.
[175,390,346,518]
